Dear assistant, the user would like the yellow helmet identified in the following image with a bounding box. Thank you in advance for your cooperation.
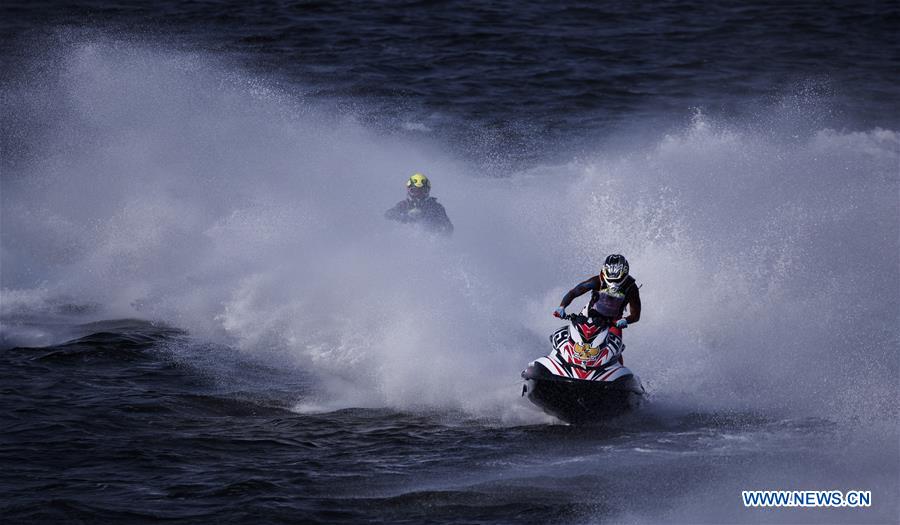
[406,172,430,199]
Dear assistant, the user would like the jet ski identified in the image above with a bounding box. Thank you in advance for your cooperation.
[522,306,644,424]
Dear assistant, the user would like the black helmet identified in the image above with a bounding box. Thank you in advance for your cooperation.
[601,254,629,284]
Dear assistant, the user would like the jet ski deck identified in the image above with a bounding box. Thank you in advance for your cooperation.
[522,362,643,424]
[521,310,644,424]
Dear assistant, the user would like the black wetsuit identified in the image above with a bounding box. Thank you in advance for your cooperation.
[560,275,641,323]
[385,197,453,235]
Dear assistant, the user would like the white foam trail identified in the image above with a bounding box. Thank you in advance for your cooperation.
[1,39,897,423]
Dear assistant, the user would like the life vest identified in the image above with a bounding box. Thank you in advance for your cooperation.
[589,275,635,318]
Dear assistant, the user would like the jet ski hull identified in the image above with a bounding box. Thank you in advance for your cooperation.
[522,362,643,424]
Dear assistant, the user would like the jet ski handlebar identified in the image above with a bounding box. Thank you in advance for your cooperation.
[560,313,588,322]
[561,313,612,325]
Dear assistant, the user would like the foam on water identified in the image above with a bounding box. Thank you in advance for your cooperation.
[1,39,898,427]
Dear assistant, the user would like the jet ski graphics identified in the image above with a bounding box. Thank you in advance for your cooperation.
[522,309,644,424]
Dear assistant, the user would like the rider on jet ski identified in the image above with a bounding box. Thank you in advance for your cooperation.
[553,254,641,329]
[385,173,453,236]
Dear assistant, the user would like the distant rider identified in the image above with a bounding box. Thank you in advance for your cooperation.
[553,254,641,329]
[385,173,453,235]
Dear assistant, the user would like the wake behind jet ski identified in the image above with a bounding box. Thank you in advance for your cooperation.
[522,306,644,424]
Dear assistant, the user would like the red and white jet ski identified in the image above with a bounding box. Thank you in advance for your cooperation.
[522,306,644,424]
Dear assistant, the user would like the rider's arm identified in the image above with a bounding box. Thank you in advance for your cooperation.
[624,286,641,324]
[560,276,600,308]
[432,202,453,235]
[385,201,406,221]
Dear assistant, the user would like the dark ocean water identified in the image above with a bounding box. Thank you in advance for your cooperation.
[3,0,899,165]
[2,1,899,524]
[2,323,891,524]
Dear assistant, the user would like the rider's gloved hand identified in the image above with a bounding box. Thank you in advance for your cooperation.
[553,307,566,318]
[616,319,628,328]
